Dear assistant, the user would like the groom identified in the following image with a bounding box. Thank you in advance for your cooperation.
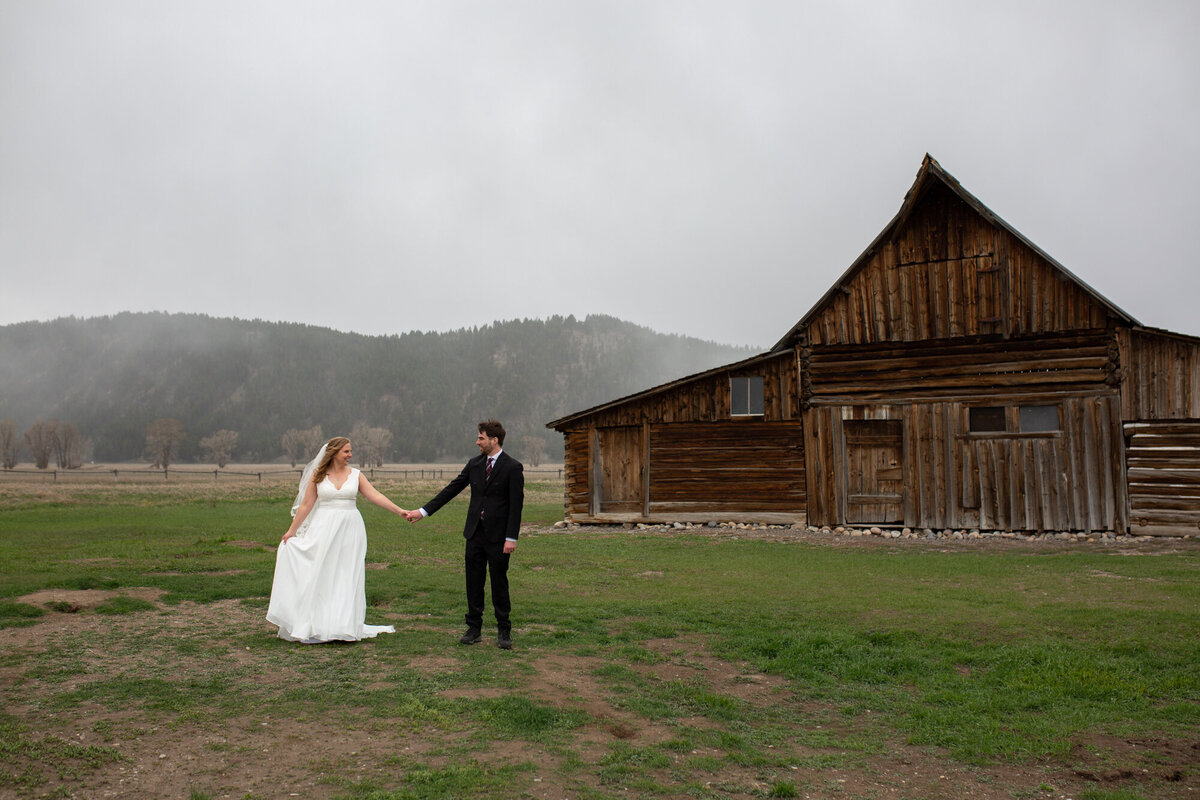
[407,420,523,649]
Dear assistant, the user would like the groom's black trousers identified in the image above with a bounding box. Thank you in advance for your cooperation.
[464,529,511,633]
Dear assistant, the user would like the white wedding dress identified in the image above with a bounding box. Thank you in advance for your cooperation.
[266,468,395,643]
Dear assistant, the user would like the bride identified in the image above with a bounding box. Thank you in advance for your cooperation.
[267,437,411,643]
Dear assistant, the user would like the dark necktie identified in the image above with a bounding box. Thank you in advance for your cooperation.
[480,457,494,520]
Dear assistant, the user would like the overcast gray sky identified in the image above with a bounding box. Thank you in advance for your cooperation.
[2,1,1197,348]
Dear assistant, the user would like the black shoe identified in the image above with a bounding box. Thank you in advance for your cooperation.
[459,628,482,645]
[497,630,512,650]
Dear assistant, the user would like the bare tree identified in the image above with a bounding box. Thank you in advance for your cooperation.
[281,428,305,467]
[200,430,238,468]
[69,435,93,468]
[282,425,325,466]
[24,420,57,469]
[521,435,545,468]
[0,419,20,469]
[350,423,392,468]
[300,425,326,457]
[145,418,186,470]
[53,421,81,469]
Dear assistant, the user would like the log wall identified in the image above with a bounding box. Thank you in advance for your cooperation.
[805,182,1114,346]
[804,331,1116,403]
[1125,420,1200,536]
[647,421,804,516]
[562,428,590,519]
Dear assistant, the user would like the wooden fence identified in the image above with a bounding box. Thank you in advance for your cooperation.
[0,466,564,484]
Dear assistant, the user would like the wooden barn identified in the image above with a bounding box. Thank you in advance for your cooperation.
[547,156,1200,535]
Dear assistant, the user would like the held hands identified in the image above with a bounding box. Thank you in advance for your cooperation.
[404,509,423,523]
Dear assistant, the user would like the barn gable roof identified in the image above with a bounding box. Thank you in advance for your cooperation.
[546,349,787,430]
[547,155,1150,431]
[770,154,1139,351]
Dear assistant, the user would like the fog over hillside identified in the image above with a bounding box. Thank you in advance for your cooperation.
[0,313,752,464]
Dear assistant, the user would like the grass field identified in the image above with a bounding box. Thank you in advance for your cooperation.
[0,479,1198,799]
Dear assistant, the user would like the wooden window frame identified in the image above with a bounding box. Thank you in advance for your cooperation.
[730,376,765,418]
[961,403,1061,439]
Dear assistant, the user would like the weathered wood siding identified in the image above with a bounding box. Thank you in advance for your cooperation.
[552,351,805,523]
[596,426,645,514]
[568,352,800,429]
[1125,420,1200,536]
[957,395,1126,532]
[804,331,1117,403]
[804,182,1115,346]
[843,419,904,523]
[580,357,796,431]
[552,159,1200,534]
[805,395,1127,532]
[1118,328,1200,420]
[647,421,804,515]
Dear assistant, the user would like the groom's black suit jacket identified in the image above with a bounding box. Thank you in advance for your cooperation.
[422,451,524,543]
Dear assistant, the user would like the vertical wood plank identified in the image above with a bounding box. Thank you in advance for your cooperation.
[833,411,847,524]
[995,438,1009,530]
[1022,439,1037,531]
[642,421,651,517]
[1081,399,1100,530]
[1066,398,1086,527]
[944,402,958,527]
[979,439,991,529]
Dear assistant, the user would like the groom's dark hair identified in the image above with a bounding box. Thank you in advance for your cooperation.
[478,419,505,446]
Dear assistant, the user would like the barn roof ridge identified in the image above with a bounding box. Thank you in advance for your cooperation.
[547,155,1153,431]
[770,154,1140,350]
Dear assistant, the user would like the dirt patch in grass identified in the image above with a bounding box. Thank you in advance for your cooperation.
[3,615,1195,800]
[1,549,1197,799]
[1068,733,1200,785]
[641,635,791,704]
[16,587,167,613]
[404,654,458,672]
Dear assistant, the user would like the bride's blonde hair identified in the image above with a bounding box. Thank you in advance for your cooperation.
[312,437,351,485]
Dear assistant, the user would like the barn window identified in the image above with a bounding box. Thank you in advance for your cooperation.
[1019,405,1059,432]
[968,406,1005,432]
[731,376,764,416]
[968,404,1060,434]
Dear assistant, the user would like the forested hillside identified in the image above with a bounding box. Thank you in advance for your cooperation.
[0,313,753,464]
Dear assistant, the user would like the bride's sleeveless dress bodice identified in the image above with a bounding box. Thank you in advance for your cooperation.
[316,472,359,510]
[266,468,395,643]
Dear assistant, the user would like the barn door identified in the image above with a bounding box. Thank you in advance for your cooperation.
[595,426,645,514]
[844,419,905,524]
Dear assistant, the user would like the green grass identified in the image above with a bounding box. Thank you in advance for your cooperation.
[330,761,538,800]
[94,595,158,614]
[0,481,1198,798]
[0,600,44,629]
